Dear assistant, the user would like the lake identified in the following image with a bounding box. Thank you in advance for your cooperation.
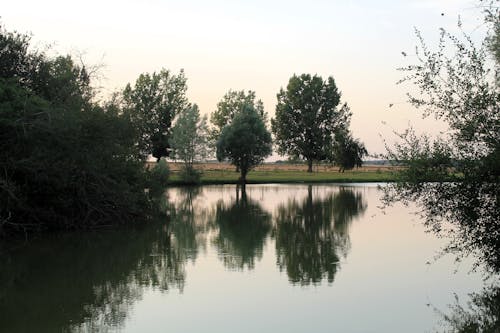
[0,184,490,332]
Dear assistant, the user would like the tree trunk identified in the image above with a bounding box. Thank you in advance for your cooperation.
[240,168,248,184]
[307,159,313,173]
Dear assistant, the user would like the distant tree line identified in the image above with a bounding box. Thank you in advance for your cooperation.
[120,70,367,184]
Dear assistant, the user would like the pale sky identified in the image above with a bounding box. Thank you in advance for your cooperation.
[2,0,486,156]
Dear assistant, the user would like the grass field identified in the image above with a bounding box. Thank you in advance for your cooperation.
[158,162,398,185]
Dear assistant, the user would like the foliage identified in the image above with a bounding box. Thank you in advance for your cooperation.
[272,73,351,172]
[178,166,202,185]
[170,104,209,180]
[383,2,500,272]
[0,24,151,235]
[330,131,368,172]
[216,105,272,183]
[210,89,266,140]
[122,69,189,161]
[485,1,500,74]
[147,158,170,195]
[436,285,500,333]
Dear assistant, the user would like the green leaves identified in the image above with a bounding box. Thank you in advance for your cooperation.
[0,25,151,234]
[330,131,368,172]
[170,104,209,183]
[210,89,266,141]
[123,69,189,160]
[216,105,272,183]
[271,74,351,171]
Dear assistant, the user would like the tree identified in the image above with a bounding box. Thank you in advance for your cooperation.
[122,69,189,161]
[330,131,368,172]
[383,2,500,273]
[211,90,266,140]
[272,74,351,172]
[170,104,209,183]
[0,24,152,235]
[216,105,272,184]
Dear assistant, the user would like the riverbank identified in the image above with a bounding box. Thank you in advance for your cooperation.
[164,163,397,185]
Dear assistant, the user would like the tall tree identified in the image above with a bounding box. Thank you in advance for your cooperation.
[271,74,351,172]
[216,105,272,184]
[210,90,266,140]
[170,104,209,181]
[122,69,189,161]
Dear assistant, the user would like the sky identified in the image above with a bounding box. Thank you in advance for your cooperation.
[1,0,487,157]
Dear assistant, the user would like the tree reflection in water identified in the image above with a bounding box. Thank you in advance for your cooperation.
[272,186,366,285]
[0,193,207,333]
[212,185,272,270]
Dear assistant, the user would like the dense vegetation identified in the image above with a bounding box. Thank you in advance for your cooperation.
[0,25,156,235]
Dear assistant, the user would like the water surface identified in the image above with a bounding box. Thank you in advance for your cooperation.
[0,184,488,332]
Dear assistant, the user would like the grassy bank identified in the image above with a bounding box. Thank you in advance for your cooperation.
[167,167,396,185]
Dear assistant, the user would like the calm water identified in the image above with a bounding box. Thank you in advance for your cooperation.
[0,184,489,332]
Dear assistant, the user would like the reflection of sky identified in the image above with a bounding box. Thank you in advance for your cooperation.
[2,0,485,154]
[128,184,487,333]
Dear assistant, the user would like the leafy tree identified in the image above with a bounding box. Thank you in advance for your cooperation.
[30,55,93,110]
[210,89,266,140]
[216,105,272,184]
[383,2,500,272]
[122,69,189,161]
[272,74,351,172]
[0,23,38,84]
[0,24,151,235]
[330,131,368,172]
[170,104,209,183]
[0,23,92,110]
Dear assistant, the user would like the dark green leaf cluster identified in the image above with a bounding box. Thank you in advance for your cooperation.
[330,131,368,172]
[0,25,152,235]
[216,105,272,182]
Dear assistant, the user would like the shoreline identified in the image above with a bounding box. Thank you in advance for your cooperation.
[166,167,397,185]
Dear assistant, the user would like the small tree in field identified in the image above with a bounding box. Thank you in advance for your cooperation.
[331,131,367,172]
[216,106,272,184]
[170,104,209,182]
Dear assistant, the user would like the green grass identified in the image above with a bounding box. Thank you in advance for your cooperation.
[168,169,396,185]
